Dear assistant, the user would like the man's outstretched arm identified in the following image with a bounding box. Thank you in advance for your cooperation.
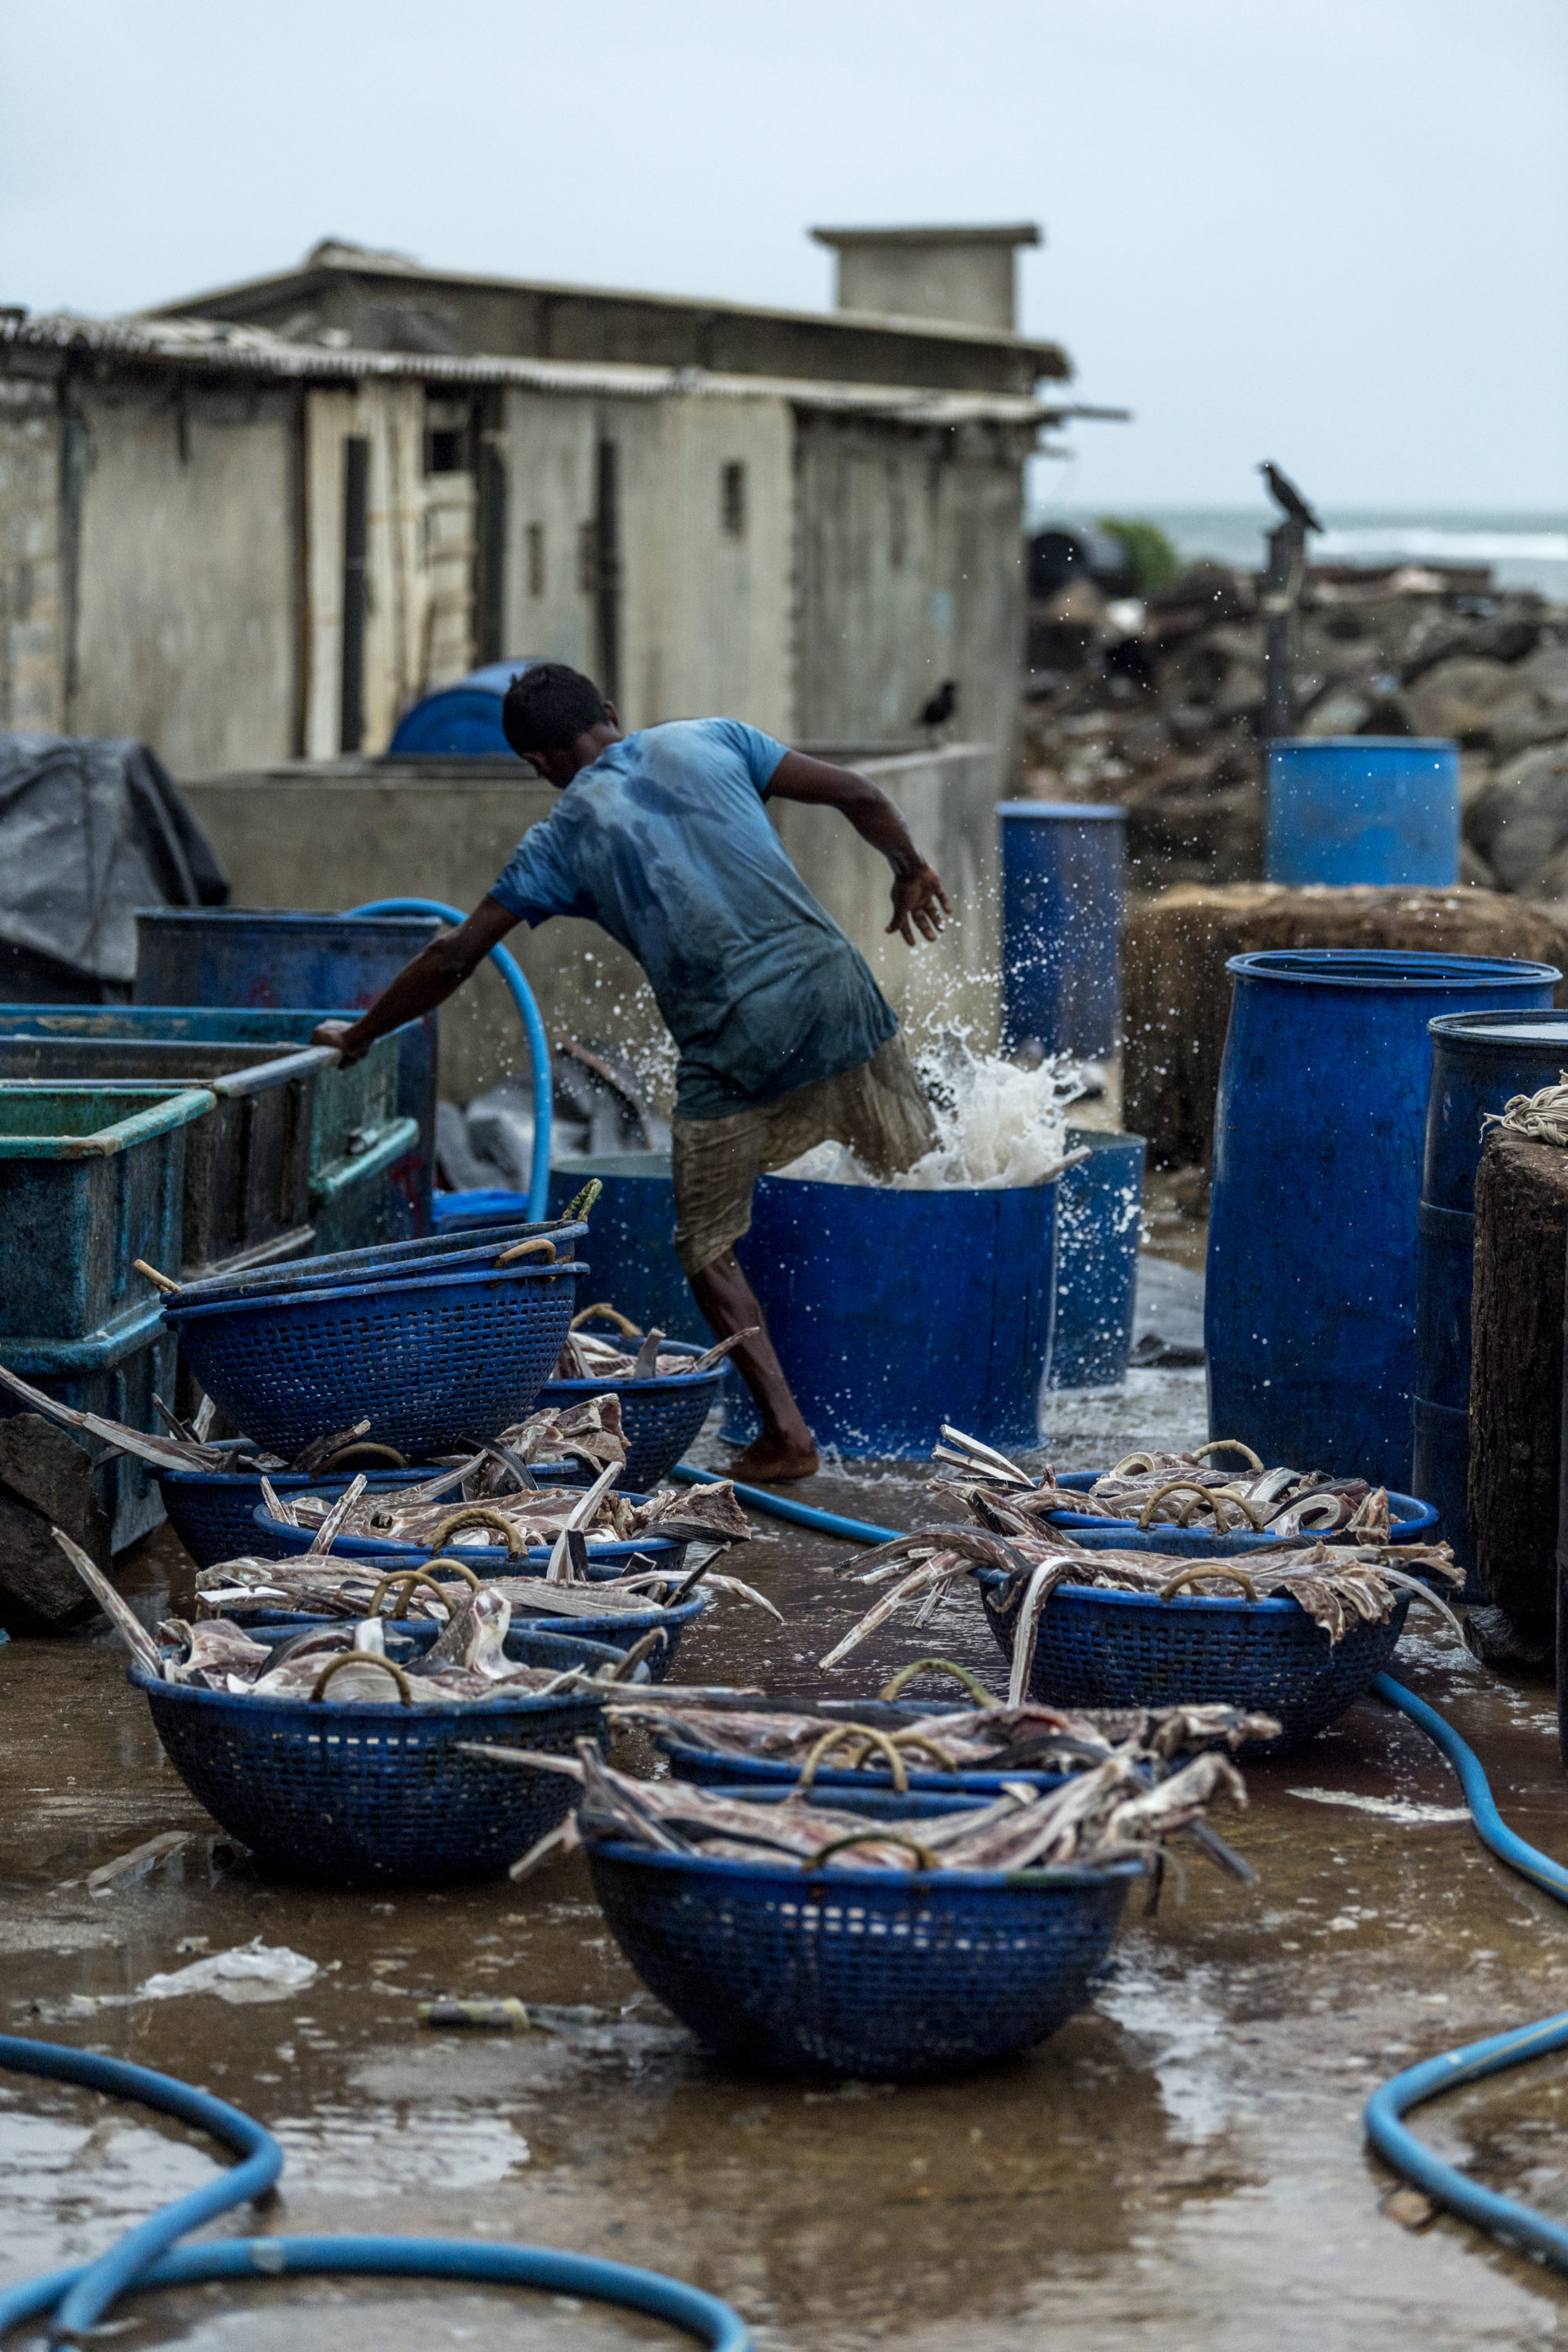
[311,895,519,1065]
[766,750,952,945]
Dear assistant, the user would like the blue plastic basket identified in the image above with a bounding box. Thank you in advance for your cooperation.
[173,1218,584,1307]
[162,1258,585,1457]
[1044,1471,1439,1547]
[540,1341,722,1490]
[248,1584,707,1683]
[588,1786,1140,2081]
[160,1458,590,1571]
[135,1621,622,1886]
[249,1502,688,1581]
[975,1567,1413,1754]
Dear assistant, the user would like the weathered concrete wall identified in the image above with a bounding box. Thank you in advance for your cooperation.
[792,410,1026,768]
[180,740,1000,1103]
[70,383,297,774]
[0,379,63,731]
[499,386,794,734]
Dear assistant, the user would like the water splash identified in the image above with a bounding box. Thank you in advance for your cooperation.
[781,1033,1091,1191]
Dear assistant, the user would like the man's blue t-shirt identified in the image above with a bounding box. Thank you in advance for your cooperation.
[489,718,897,1119]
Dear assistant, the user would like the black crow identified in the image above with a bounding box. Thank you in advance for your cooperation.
[1259,463,1323,533]
[918,680,957,728]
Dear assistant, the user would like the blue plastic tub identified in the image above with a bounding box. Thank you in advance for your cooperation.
[999,802,1126,1061]
[1047,1127,1146,1388]
[1206,949,1558,1490]
[132,910,441,1240]
[249,1502,688,1581]
[976,1560,1413,1753]
[1043,1472,1438,1547]
[0,1004,415,1259]
[725,1171,1057,1458]
[1414,1010,1568,1577]
[588,1787,1141,2079]
[662,1737,1068,1798]
[159,1460,436,1570]
[440,1158,707,1341]
[164,1257,584,1458]
[135,1621,622,1886]
[1266,737,1460,887]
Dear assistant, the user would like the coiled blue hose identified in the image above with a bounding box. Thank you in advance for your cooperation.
[671,1468,1568,2274]
[0,2041,748,2348]
[347,896,552,1221]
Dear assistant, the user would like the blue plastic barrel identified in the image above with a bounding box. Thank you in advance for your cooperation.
[999,803,1126,1061]
[386,661,539,758]
[133,909,440,1236]
[1414,1009,1568,1577]
[722,1171,1058,1458]
[1047,1126,1146,1388]
[1266,737,1460,887]
[1206,949,1558,1492]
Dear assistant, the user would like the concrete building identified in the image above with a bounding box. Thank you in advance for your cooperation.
[0,227,1110,777]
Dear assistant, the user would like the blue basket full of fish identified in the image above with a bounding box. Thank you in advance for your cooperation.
[1014,1440,1439,1548]
[476,1734,1251,2082]
[630,1668,1278,1798]
[51,1533,640,1889]
[814,1428,1465,1755]
[194,1551,716,1684]
[157,1225,588,1459]
[542,1310,735,1490]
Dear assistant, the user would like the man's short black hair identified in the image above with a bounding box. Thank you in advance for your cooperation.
[502,662,609,757]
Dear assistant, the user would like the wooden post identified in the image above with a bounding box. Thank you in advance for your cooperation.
[1469,1127,1568,1631]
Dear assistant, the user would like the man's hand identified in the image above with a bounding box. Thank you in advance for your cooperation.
[887,862,951,946]
[311,1017,365,1065]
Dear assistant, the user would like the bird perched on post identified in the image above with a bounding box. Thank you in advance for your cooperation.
[1259,463,1323,534]
[918,680,957,729]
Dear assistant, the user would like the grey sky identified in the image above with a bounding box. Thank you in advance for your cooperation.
[4,0,1563,510]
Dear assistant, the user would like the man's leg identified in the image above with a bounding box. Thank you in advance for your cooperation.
[688,1250,818,1483]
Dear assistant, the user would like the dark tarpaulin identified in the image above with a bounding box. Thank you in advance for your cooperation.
[0,732,229,1000]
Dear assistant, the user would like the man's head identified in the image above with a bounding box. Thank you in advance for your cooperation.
[502,662,620,786]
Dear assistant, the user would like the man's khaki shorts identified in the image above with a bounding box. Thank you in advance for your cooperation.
[670,1033,938,1276]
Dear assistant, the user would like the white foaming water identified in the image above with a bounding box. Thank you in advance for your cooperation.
[780,1036,1088,1191]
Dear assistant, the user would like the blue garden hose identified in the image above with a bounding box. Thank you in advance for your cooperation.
[0,2041,748,2349]
[347,897,552,1221]
[671,1467,1568,2276]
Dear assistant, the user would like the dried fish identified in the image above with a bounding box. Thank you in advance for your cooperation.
[465,1738,1252,1887]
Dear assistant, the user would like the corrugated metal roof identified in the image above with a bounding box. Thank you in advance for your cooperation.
[0,311,1123,427]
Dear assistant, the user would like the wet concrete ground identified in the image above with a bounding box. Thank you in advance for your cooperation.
[6,1363,1568,2348]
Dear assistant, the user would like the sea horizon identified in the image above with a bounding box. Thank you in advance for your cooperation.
[1029,506,1568,601]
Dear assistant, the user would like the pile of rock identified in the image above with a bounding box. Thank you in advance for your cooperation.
[1019,550,1568,902]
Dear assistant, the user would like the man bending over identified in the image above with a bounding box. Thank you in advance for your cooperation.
[314,662,949,1482]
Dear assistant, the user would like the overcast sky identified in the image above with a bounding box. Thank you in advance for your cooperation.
[4,0,1563,512]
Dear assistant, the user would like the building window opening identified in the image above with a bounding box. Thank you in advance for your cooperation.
[423,398,471,476]
[526,522,546,598]
[720,460,746,539]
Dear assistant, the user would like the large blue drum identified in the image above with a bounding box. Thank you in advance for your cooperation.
[1266,737,1460,887]
[1414,1009,1568,1575]
[1206,949,1557,1491]
[725,1171,1058,1458]
[999,803,1125,1061]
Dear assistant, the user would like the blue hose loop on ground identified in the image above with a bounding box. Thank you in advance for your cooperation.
[0,2039,749,2349]
[346,896,551,1221]
[0,2038,282,2342]
[1366,1674,1568,2270]
[2,2239,749,2350]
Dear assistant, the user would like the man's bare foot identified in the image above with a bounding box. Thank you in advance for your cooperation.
[727,1432,820,1483]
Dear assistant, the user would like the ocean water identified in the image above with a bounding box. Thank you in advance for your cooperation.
[1033,507,1568,604]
